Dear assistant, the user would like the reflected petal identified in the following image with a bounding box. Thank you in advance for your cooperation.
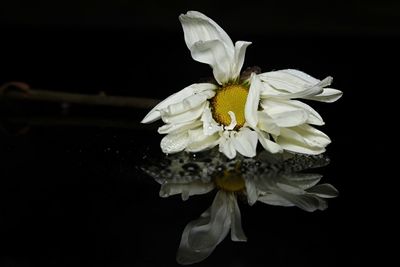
[229,193,247,241]
[160,180,215,200]
[177,190,232,265]
[306,183,339,198]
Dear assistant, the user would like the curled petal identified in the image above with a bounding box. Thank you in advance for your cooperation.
[190,39,233,84]
[276,125,331,155]
[219,133,236,159]
[261,101,308,128]
[161,102,207,124]
[161,90,214,117]
[305,88,343,103]
[179,11,234,58]
[179,11,236,84]
[201,106,223,135]
[158,120,202,135]
[245,74,262,128]
[224,111,237,130]
[257,111,280,135]
[177,190,232,265]
[232,41,252,80]
[259,69,320,94]
[186,127,221,152]
[259,69,332,99]
[141,83,216,123]
[261,99,324,126]
[306,184,339,198]
[232,128,258,158]
[257,131,283,154]
[160,131,189,154]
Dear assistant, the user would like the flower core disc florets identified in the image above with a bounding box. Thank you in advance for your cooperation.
[210,84,249,129]
[214,170,246,192]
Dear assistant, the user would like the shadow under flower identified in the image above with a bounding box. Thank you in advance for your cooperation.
[141,149,338,265]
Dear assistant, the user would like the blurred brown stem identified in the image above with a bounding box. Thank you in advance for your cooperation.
[0,82,160,109]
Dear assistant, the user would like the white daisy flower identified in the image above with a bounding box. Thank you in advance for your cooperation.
[141,11,342,159]
[142,149,338,265]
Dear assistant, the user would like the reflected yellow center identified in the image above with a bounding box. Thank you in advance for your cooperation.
[211,85,248,129]
[214,171,246,192]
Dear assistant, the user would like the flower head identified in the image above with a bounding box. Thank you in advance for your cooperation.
[141,11,342,159]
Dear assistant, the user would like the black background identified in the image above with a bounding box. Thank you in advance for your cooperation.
[0,1,397,266]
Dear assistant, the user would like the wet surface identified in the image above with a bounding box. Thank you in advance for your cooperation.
[0,112,364,266]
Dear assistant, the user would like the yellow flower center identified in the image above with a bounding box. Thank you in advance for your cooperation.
[211,84,249,129]
[214,170,246,192]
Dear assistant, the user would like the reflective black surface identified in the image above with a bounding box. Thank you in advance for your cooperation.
[0,1,396,266]
[0,120,345,266]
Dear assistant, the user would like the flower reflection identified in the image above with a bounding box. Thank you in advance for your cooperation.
[142,149,338,265]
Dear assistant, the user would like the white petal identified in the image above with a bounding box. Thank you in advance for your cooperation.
[259,80,283,98]
[257,111,280,135]
[186,135,220,152]
[281,69,320,84]
[245,74,261,128]
[276,125,331,155]
[224,111,237,130]
[186,128,220,152]
[201,106,223,135]
[293,124,331,147]
[262,99,324,126]
[277,139,325,155]
[268,109,308,128]
[305,88,343,103]
[229,193,247,242]
[232,41,252,80]
[141,83,216,123]
[160,131,189,154]
[159,180,215,200]
[161,90,214,116]
[306,184,339,198]
[179,11,235,84]
[259,69,320,94]
[259,69,331,99]
[179,11,234,59]
[161,101,207,124]
[219,134,236,159]
[261,100,308,127]
[232,128,258,158]
[286,100,324,125]
[190,39,233,84]
[158,120,202,135]
[176,191,231,265]
[257,131,283,154]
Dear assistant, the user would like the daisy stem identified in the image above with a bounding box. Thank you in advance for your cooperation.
[0,82,160,109]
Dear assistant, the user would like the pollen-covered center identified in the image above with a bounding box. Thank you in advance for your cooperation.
[214,171,245,192]
[211,84,248,129]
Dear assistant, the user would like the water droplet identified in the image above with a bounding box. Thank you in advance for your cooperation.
[182,163,199,173]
